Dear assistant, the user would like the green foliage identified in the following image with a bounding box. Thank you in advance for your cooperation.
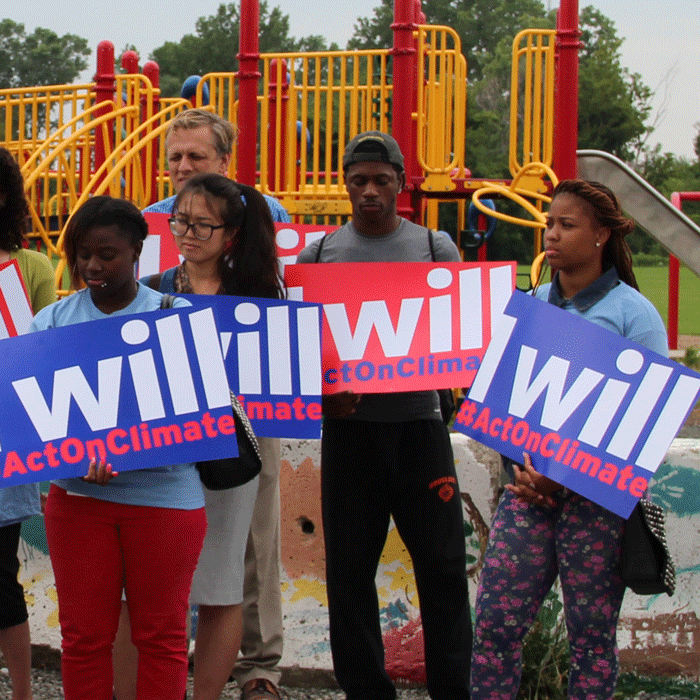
[349,0,550,82]
[149,2,339,98]
[0,19,90,140]
[349,0,658,179]
[614,672,700,699]
[632,252,668,267]
[517,588,570,700]
[577,7,652,160]
[0,19,89,88]
[682,347,700,371]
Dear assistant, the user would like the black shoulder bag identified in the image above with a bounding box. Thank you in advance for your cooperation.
[160,294,262,489]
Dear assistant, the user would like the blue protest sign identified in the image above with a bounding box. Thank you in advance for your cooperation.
[0,306,238,488]
[181,295,323,439]
[453,291,700,518]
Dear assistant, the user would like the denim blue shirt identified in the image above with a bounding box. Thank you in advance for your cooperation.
[535,268,668,357]
[29,284,205,510]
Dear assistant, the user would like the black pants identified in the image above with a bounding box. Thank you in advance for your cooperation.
[0,522,29,629]
[321,418,471,700]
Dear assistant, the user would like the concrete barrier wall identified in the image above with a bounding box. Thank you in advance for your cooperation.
[17,435,700,680]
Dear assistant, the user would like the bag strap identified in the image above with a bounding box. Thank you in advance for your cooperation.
[160,294,175,309]
[427,228,436,262]
[314,233,328,263]
[230,391,261,461]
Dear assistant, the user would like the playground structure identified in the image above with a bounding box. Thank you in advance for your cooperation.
[0,0,698,346]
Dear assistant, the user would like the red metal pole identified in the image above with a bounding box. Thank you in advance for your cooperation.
[238,0,261,186]
[476,213,488,262]
[121,50,139,75]
[668,254,680,351]
[93,41,116,189]
[143,61,161,206]
[668,192,700,350]
[391,0,418,220]
[267,59,288,194]
[553,0,580,180]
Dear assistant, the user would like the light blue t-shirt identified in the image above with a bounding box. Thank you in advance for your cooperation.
[29,283,204,509]
[143,193,291,223]
[535,268,669,357]
[0,482,41,528]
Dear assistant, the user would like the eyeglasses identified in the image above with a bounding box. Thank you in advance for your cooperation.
[168,217,226,241]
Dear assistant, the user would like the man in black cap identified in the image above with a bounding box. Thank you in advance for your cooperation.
[296,131,471,700]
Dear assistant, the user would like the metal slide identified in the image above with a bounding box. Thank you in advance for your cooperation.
[577,149,700,277]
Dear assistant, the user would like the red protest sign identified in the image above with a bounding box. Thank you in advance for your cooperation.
[0,260,34,338]
[285,261,515,394]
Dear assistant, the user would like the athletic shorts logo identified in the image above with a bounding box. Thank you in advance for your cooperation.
[438,484,455,502]
[429,475,457,502]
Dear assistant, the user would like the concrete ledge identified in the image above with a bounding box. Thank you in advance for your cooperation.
[17,435,700,681]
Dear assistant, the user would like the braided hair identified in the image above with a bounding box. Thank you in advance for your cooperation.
[550,179,638,290]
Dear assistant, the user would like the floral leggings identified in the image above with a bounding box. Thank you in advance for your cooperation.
[470,488,626,700]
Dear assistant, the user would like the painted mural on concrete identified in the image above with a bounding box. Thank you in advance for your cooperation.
[13,437,700,680]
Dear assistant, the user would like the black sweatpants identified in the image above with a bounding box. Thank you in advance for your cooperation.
[321,418,471,700]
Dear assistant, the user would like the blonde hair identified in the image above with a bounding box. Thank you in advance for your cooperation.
[165,109,239,158]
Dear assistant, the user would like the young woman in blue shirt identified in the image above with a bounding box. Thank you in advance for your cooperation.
[470,180,668,700]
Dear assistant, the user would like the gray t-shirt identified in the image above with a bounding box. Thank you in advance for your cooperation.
[297,219,461,422]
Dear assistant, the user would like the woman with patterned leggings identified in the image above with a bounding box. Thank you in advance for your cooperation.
[470,180,668,700]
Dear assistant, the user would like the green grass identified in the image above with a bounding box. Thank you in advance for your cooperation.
[635,266,700,336]
[517,265,700,336]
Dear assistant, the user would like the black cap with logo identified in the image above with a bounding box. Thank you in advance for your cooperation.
[342,131,405,172]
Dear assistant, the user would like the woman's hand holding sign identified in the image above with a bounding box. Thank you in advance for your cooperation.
[82,459,118,486]
[505,452,562,508]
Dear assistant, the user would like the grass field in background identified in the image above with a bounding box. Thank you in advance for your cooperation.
[517,265,700,336]
[635,266,700,336]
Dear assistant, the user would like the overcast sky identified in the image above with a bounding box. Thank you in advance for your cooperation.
[10,0,700,158]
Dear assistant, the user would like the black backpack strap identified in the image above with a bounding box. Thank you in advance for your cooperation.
[314,233,328,263]
[427,228,436,262]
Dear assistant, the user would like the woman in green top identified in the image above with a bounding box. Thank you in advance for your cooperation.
[0,146,56,700]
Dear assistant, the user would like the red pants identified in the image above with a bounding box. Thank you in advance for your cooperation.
[45,485,207,700]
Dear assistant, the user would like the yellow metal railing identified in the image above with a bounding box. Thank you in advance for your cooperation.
[0,82,95,166]
[461,29,556,267]
[415,25,467,192]
[2,30,556,284]
[258,47,394,223]
[509,29,556,184]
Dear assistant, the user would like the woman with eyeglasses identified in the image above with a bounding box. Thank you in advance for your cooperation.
[141,173,283,700]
